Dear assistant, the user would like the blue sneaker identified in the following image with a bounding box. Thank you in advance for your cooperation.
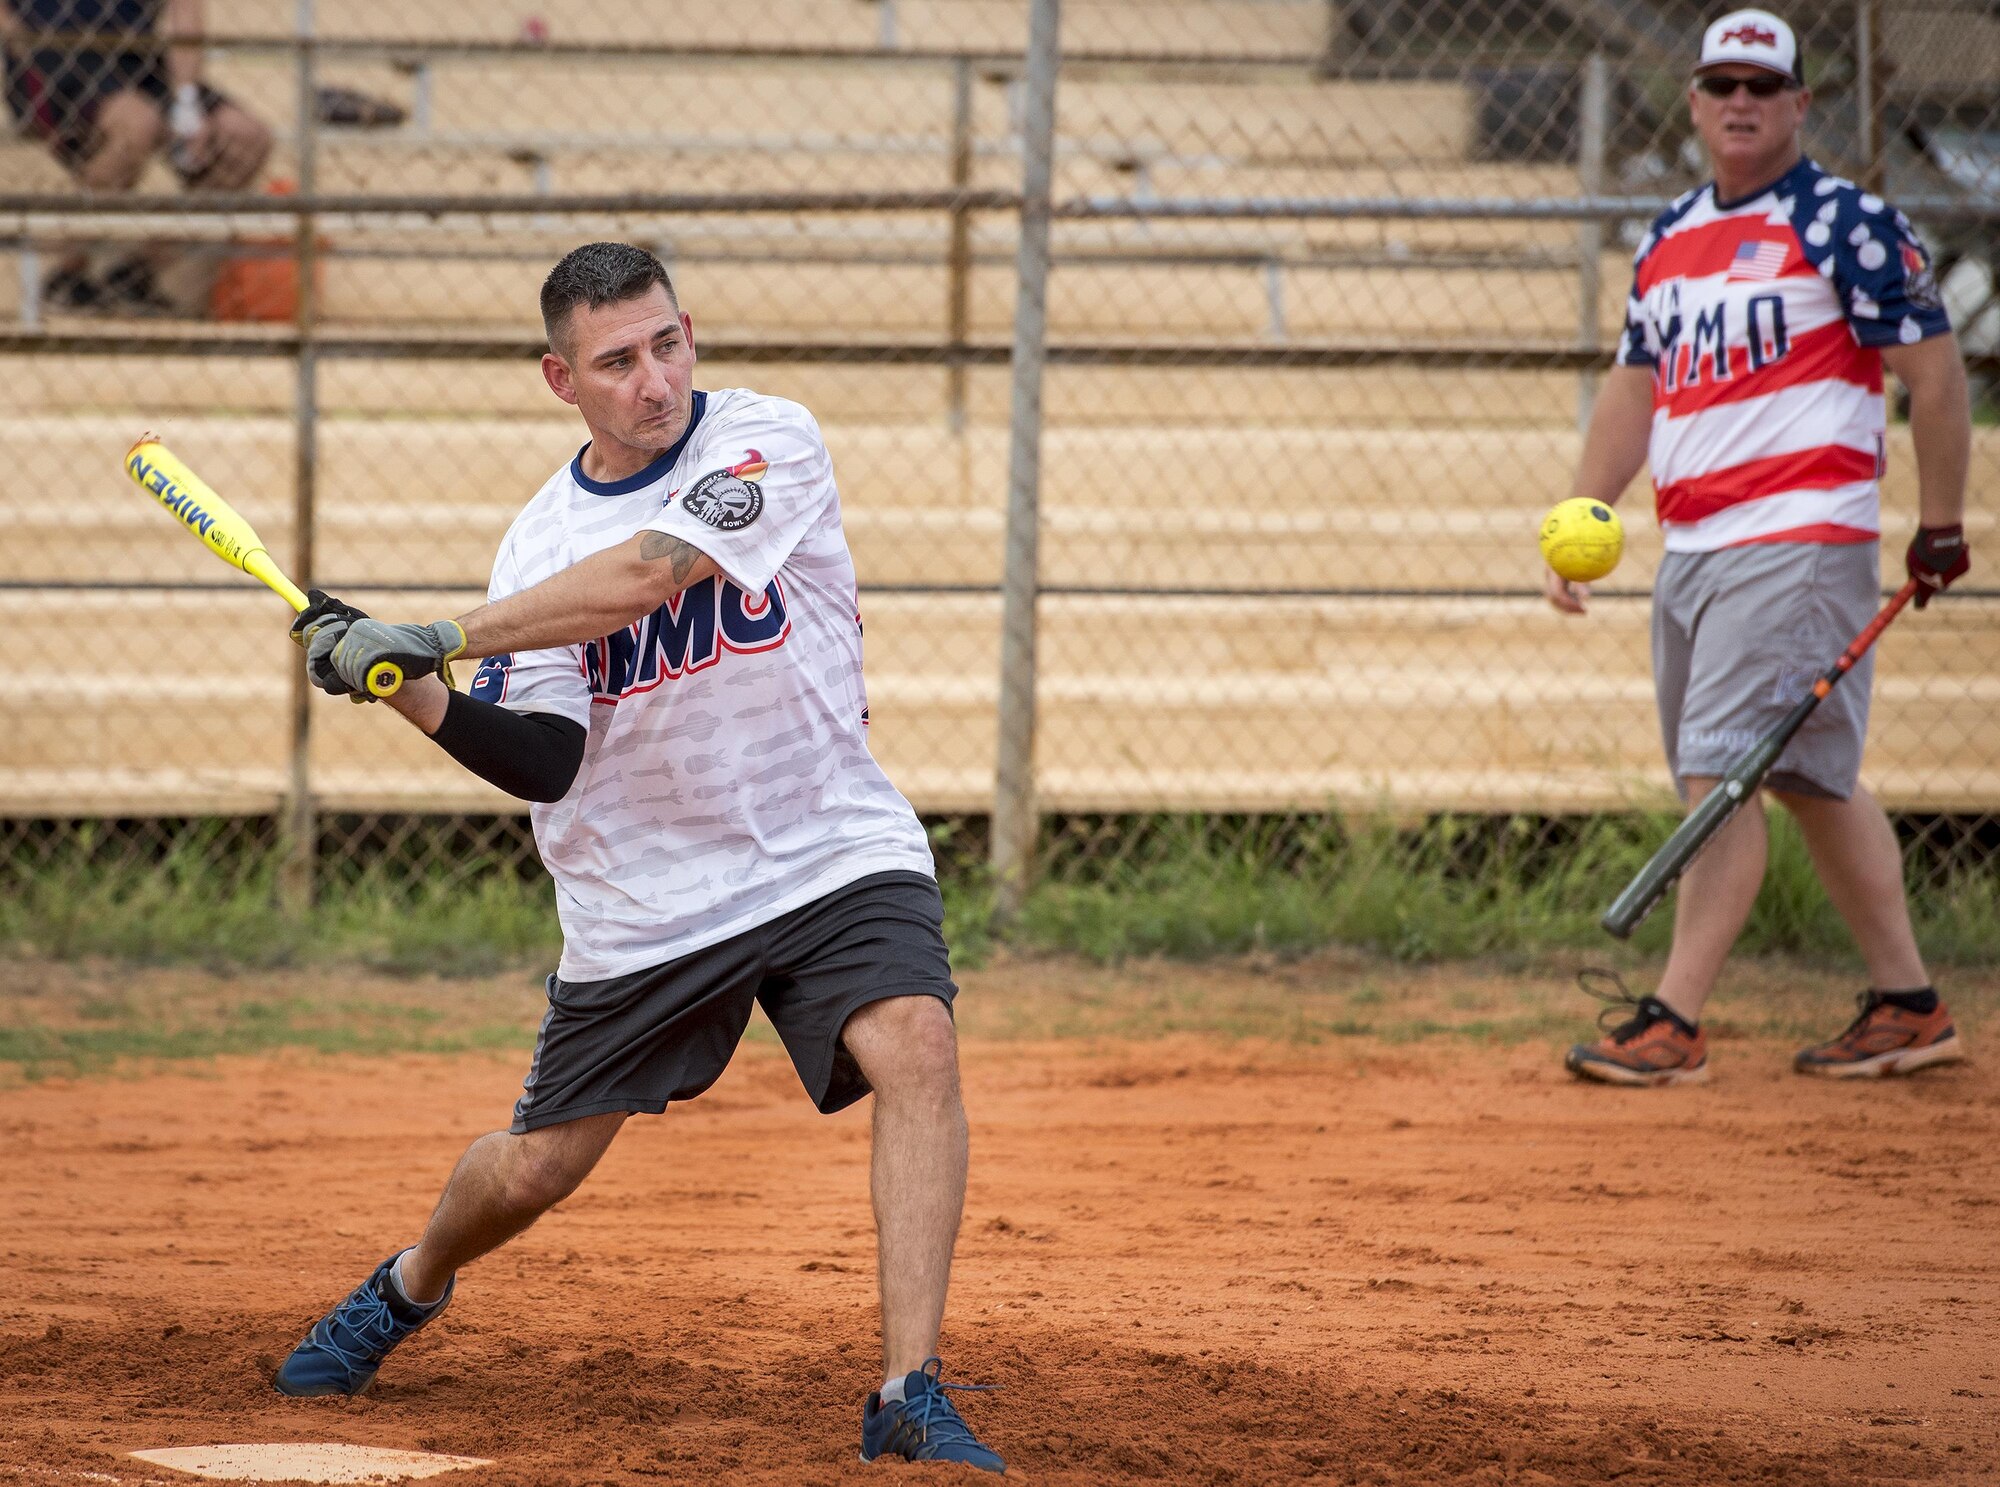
[273,1252,452,1397]
[860,1357,1006,1473]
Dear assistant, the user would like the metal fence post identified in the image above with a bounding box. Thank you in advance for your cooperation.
[945,55,975,433]
[1575,50,1609,431]
[16,247,40,332]
[1856,0,1885,194]
[280,0,319,912]
[989,0,1060,919]
[1317,2,1349,75]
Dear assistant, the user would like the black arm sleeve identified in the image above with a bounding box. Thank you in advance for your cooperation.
[427,690,587,804]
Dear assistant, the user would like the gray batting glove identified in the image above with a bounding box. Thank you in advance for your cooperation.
[327,618,468,696]
[293,590,369,698]
[304,619,363,698]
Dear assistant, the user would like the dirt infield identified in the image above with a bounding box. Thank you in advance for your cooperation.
[3,957,1998,1485]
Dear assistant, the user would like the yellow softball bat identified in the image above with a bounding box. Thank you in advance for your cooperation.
[1538,497,1625,584]
[122,434,404,698]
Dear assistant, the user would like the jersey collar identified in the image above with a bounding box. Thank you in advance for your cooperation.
[1710,154,1815,214]
[571,389,708,496]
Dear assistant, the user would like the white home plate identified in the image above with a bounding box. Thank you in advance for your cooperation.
[129,1444,491,1483]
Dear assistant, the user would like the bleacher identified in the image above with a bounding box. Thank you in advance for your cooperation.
[5,0,1995,819]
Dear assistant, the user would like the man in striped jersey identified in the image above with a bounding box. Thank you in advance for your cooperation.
[1553,10,1972,1086]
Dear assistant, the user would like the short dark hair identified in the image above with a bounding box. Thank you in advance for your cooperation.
[540,242,677,354]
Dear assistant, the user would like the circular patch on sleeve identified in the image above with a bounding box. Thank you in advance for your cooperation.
[1900,240,1943,311]
[680,469,764,530]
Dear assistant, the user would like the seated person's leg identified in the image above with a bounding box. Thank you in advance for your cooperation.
[181,96,271,190]
[84,88,272,313]
[75,85,163,191]
[36,84,161,307]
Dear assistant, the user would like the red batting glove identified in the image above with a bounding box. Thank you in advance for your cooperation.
[1906,524,1970,609]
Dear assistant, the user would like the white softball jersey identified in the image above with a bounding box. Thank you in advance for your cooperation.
[470,387,935,981]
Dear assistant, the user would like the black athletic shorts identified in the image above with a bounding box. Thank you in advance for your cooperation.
[510,871,956,1132]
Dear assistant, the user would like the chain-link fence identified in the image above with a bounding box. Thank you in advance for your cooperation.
[1000,0,2000,901]
[1,1,1995,921]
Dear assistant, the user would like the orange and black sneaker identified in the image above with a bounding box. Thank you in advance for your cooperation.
[1794,991,1964,1079]
[1564,969,1708,1087]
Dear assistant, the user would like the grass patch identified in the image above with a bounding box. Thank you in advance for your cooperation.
[0,834,563,976]
[0,997,530,1082]
[16,951,1983,1084]
[0,956,546,1084]
[1006,810,2000,970]
[2,810,1995,983]
[951,950,2000,1049]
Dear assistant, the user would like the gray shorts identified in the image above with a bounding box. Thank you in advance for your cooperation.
[1653,542,1880,801]
[511,871,956,1131]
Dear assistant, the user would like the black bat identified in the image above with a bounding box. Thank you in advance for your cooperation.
[1601,578,1920,939]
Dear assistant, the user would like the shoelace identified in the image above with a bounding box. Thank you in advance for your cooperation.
[1830,990,1892,1042]
[1576,967,1668,1042]
[889,1359,996,1455]
[312,1279,408,1374]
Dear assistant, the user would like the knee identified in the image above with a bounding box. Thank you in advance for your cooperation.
[205,105,273,184]
[851,997,960,1108]
[233,108,274,161]
[90,90,165,158]
[497,1142,591,1216]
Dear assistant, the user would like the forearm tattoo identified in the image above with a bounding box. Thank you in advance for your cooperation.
[640,530,707,586]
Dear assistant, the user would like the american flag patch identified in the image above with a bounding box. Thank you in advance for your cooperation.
[1727,240,1789,281]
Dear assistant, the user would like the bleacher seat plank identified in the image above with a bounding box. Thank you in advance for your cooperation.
[279,248,1627,341]
[313,243,1632,344]
[1,588,1993,814]
[208,0,885,48]
[418,58,959,137]
[988,365,1584,428]
[904,1,1327,58]
[0,356,1588,428]
[6,414,1980,585]
[206,0,1328,59]
[1045,76,1469,165]
[1126,176,1587,255]
[0,356,958,426]
[15,241,1624,349]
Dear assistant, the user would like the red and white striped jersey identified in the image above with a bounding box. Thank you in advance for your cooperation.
[1616,157,1951,552]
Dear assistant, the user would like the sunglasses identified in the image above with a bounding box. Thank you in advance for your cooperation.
[1695,73,1796,98]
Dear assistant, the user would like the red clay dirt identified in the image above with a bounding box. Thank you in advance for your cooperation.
[2,973,1998,1485]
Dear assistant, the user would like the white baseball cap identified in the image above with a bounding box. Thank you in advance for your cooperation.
[1696,9,1803,84]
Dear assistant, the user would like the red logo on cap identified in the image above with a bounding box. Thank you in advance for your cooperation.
[1721,24,1779,46]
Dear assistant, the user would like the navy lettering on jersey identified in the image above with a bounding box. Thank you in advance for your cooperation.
[470,652,515,703]
[650,580,719,679]
[1642,279,1698,390]
[1657,283,1684,370]
[1687,302,1730,387]
[587,576,792,702]
[1746,293,1790,370]
[720,582,788,647]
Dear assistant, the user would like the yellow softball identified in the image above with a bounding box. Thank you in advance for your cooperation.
[1539,497,1625,583]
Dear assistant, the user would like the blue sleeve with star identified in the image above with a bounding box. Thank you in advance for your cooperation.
[1613,194,1699,371]
[1615,229,1661,370]
[1787,170,1953,348]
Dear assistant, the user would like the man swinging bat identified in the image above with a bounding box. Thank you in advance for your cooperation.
[275,242,1006,1474]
